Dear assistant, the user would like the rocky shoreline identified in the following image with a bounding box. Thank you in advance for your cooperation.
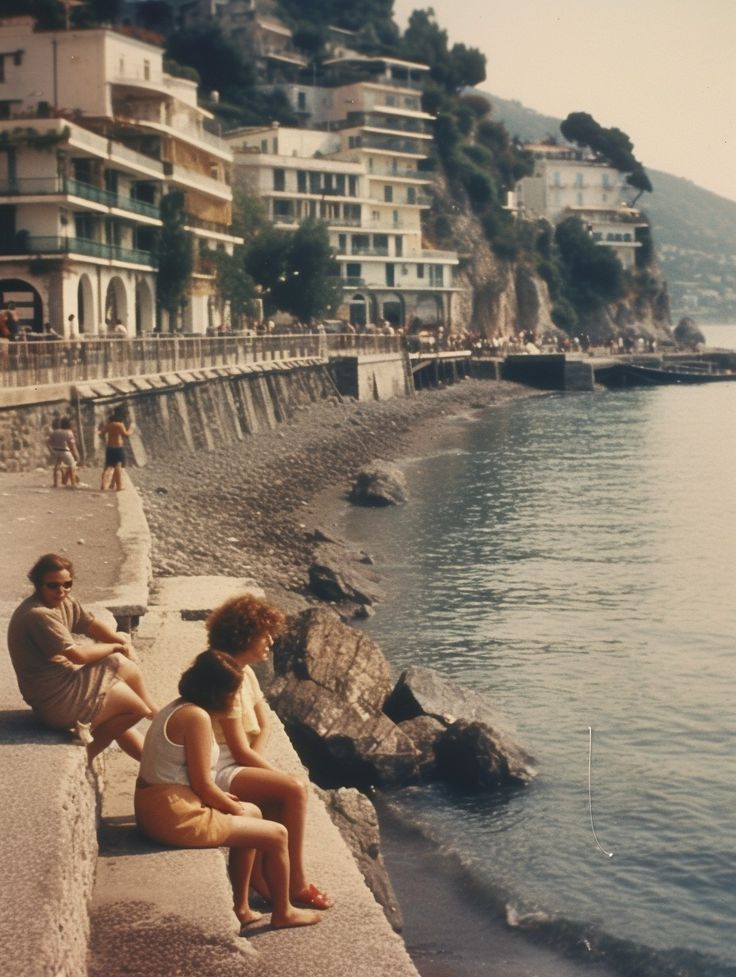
[132,378,540,613]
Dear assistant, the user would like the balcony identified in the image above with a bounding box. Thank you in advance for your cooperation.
[3,235,156,266]
[360,136,426,156]
[0,177,161,220]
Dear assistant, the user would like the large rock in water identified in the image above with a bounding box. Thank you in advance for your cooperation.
[349,460,408,506]
[268,607,421,787]
[674,316,705,350]
[384,665,536,786]
[308,542,384,605]
[435,720,531,790]
[318,787,403,933]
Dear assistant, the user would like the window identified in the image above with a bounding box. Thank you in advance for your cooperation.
[416,263,424,279]
[273,199,293,219]
[338,234,347,252]
[336,174,345,196]
[406,186,416,205]
[143,60,150,81]
[386,263,395,286]
[373,235,388,252]
[346,262,362,281]
[352,234,369,254]
[395,235,403,257]
[384,185,393,203]
[297,171,307,193]
[309,172,320,194]
[261,139,268,152]
[429,265,444,287]
[348,175,358,196]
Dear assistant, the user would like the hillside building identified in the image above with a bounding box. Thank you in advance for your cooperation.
[515,144,647,270]
[228,53,461,330]
[0,18,238,335]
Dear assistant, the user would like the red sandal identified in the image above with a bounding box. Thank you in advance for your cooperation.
[293,883,333,910]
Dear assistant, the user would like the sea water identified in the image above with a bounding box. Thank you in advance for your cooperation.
[342,324,736,977]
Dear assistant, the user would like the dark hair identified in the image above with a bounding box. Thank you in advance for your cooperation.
[51,416,61,430]
[178,650,243,711]
[29,553,74,590]
[206,594,285,655]
[111,405,127,422]
[60,416,72,430]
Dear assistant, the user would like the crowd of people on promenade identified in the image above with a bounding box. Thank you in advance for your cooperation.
[7,554,330,929]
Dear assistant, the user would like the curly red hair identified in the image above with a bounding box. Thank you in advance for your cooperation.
[206,594,285,654]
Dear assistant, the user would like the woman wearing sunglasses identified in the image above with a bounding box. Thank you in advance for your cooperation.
[7,553,157,762]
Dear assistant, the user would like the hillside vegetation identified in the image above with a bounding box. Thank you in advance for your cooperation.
[488,93,736,321]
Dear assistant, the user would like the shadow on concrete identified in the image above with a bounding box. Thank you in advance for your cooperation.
[0,708,70,745]
[99,816,173,859]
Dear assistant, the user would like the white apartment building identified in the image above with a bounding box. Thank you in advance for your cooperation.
[515,144,647,270]
[229,54,461,329]
[0,18,238,336]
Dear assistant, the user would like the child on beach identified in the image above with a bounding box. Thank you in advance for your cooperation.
[134,649,321,930]
[205,594,332,911]
[98,406,133,491]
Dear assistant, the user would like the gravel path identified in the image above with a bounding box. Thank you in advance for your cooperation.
[132,379,538,606]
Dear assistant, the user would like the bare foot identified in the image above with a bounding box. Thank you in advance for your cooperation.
[237,909,264,927]
[270,907,321,929]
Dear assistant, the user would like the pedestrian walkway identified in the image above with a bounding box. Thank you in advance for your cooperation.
[1,471,420,977]
[0,469,147,977]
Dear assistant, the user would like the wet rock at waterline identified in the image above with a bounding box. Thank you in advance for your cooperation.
[349,460,408,506]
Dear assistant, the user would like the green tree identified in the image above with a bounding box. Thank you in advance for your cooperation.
[156,192,193,330]
[561,112,652,194]
[554,216,625,310]
[244,220,340,321]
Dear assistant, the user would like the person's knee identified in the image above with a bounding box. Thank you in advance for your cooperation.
[240,801,262,819]
[286,776,308,806]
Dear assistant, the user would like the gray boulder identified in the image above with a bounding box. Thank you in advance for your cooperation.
[349,460,408,506]
[397,715,444,778]
[435,720,534,789]
[268,608,421,787]
[318,787,403,932]
[674,316,705,350]
[384,665,536,785]
[308,543,383,605]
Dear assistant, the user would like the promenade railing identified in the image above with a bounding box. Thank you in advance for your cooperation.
[0,333,404,390]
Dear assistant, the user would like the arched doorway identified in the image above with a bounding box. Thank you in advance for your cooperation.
[415,294,442,326]
[77,273,94,334]
[349,293,368,328]
[104,276,127,331]
[0,278,43,332]
[135,278,154,335]
[380,292,405,327]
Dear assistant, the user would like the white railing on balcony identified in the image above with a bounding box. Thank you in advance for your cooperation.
[0,334,404,389]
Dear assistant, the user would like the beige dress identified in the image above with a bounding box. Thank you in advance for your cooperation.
[6,594,120,729]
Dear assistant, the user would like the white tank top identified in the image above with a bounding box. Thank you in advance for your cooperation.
[139,699,219,787]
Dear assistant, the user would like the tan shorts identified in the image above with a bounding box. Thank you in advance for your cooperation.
[135,784,235,848]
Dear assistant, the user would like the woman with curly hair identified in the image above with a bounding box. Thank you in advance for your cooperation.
[135,649,321,930]
[206,594,332,911]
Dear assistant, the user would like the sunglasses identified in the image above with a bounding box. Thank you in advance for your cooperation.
[44,580,73,590]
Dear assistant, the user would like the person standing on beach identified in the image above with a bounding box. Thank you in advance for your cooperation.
[47,416,80,488]
[205,594,333,911]
[135,649,321,930]
[7,553,158,763]
[98,405,133,491]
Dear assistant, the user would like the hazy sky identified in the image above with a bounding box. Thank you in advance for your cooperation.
[392,0,736,202]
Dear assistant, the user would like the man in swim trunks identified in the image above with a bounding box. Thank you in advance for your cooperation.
[98,405,133,491]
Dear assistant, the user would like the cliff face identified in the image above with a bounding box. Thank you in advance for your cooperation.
[430,167,672,343]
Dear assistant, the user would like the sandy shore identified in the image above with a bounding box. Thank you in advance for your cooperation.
[132,378,540,611]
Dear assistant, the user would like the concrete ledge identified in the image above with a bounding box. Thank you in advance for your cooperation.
[0,709,101,977]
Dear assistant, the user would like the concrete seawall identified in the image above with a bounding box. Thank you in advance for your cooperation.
[0,466,421,977]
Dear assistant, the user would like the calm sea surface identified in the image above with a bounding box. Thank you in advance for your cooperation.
[343,324,736,977]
